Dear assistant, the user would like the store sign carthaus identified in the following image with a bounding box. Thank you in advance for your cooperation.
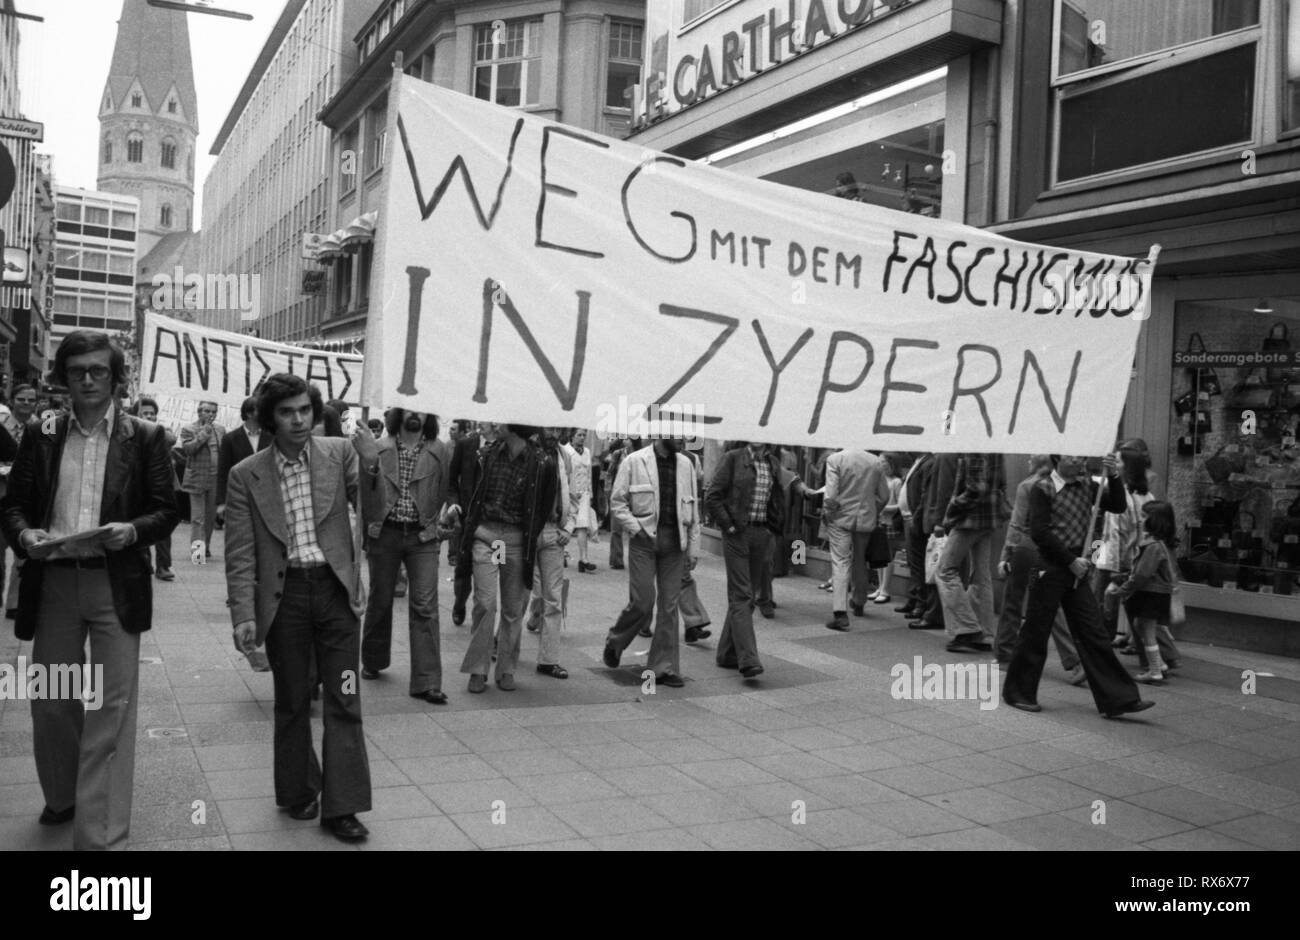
[645,0,923,114]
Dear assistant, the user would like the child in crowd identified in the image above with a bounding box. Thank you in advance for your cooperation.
[1114,501,1179,684]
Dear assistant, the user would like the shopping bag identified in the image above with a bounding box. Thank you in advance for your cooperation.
[924,534,946,584]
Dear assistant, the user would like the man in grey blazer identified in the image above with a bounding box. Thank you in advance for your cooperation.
[178,400,225,558]
[224,374,371,842]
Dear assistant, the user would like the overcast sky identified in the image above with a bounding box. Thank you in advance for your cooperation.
[12,0,288,227]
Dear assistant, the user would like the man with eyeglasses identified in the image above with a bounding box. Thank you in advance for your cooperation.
[1,384,37,614]
[0,331,179,849]
[179,400,225,561]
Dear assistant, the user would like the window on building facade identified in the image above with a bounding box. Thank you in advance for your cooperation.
[365,98,388,174]
[102,138,112,163]
[131,92,142,107]
[161,140,177,169]
[474,19,542,108]
[606,21,644,109]
[56,203,80,223]
[160,204,172,228]
[683,0,734,26]
[1051,0,1262,183]
[85,206,110,226]
[127,135,143,163]
[112,209,135,229]
[168,98,177,114]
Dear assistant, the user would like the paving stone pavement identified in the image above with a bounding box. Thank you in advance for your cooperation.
[1,529,1298,851]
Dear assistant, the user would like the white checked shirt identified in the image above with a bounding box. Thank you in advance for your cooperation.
[275,442,326,565]
[48,403,114,559]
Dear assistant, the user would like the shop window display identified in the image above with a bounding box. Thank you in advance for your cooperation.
[1169,297,1300,596]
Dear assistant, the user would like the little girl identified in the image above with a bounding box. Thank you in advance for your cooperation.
[1114,501,1179,684]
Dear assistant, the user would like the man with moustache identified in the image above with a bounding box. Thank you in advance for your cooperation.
[224,374,370,841]
[352,408,453,704]
[602,435,700,687]
[1,331,178,849]
[178,400,225,559]
[451,424,545,693]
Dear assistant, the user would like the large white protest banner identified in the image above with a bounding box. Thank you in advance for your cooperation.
[367,76,1156,453]
[141,312,364,430]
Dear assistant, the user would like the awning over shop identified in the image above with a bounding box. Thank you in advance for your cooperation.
[341,210,377,252]
[315,231,344,264]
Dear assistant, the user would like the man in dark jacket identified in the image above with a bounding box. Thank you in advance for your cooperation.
[704,441,791,679]
[446,422,492,625]
[1,331,178,850]
[450,424,554,693]
[1002,454,1153,719]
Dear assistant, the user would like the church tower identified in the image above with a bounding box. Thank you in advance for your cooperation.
[98,0,198,259]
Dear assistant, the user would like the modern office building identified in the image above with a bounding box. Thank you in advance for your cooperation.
[198,0,374,341]
[48,185,139,360]
[628,0,1300,653]
[312,0,646,345]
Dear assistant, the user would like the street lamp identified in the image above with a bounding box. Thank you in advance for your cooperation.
[145,1,253,21]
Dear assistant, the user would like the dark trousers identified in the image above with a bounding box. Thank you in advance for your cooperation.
[996,544,1079,668]
[679,567,710,628]
[362,526,443,694]
[719,526,770,670]
[907,514,944,625]
[153,533,171,571]
[754,537,775,613]
[1004,566,1143,714]
[609,526,625,568]
[264,570,371,819]
[607,529,684,676]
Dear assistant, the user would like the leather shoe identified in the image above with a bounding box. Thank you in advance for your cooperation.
[321,814,368,842]
[656,672,685,688]
[38,805,75,826]
[1003,697,1042,713]
[495,673,516,691]
[452,604,466,626]
[155,567,176,582]
[536,664,569,679]
[603,641,620,668]
[850,603,865,617]
[894,602,917,614]
[288,798,319,820]
[946,635,991,653]
[684,625,712,643]
[759,606,775,619]
[826,614,850,631]
[910,620,943,630]
[1103,699,1155,719]
[361,667,381,680]
[637,627,652,637]
[467,674,487,693]
[410,690,448,704]
[740,664,764,679]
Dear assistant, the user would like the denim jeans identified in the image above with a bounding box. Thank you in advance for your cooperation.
[607,528,685,676]
[461,522,526,679]
[362,526,442,693]
[937,527,996,639]
[533,525,566,666]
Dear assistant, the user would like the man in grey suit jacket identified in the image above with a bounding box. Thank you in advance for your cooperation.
[224,374,371,842]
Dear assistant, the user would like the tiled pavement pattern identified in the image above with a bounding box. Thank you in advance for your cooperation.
[2,530,1298,851]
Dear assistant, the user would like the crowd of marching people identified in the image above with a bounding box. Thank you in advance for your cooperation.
[0,329,1177,847]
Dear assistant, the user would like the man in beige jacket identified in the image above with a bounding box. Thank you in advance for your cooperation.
[823,448,892,631]
[225,374,370,843]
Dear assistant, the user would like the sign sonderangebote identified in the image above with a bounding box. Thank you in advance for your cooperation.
[366,77,1156,453]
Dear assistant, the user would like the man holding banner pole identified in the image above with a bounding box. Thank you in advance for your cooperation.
[1002,453,1154,719]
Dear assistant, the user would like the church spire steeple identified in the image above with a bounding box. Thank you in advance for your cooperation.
[98,0,199,258]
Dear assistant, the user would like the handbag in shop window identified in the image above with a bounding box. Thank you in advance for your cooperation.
[1263,322,1297,384]
[1182,332,1223,396]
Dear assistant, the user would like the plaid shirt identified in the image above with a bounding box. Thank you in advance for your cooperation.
[388,439,424,523]
[481,442,530,526]
[275,444,326,565]
[748,452,772,522]
[1029,472,1094,570]
[943,453,1009,530]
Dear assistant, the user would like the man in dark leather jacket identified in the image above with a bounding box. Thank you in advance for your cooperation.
[0,331,178,850]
